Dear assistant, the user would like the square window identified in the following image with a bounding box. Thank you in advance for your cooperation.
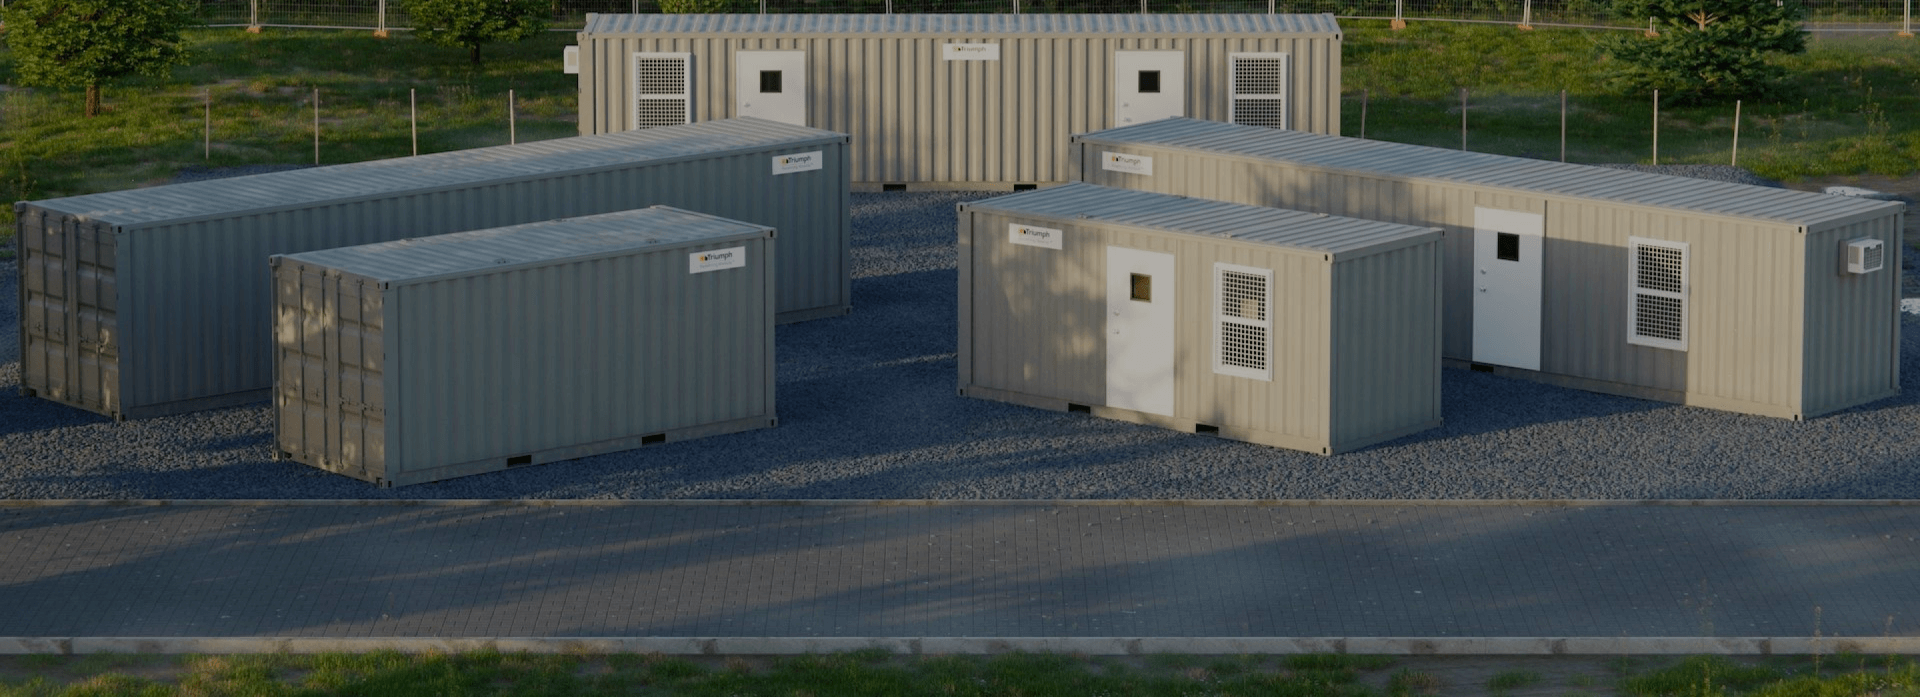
[1497,232,1520,262]
[1130,273,1152,302]
[759,70,782,94]
[1138,70,1162,94]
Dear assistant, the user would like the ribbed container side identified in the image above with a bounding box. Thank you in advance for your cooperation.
[1070,128,1889,419]
[580,18,1339,184]
[1329,242,1442,451]
[1801,214,1904,417]
[958,185,1440,454]
[275,207,775,486]
[20,119,844,419]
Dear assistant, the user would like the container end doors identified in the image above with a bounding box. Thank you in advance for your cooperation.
[1114,51,1186,127]
[1472,207,1545,371]
[20,214,119,415]
[735,51,806,126]
[1107,246,1176,416]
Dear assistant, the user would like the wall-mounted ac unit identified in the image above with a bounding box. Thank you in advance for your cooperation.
[1845,238,1884,274]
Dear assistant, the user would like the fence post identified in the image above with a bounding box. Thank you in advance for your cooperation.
[375,0,388,38]
[1460,87,1467,151]
[1519,0,1533,29]
[509,90,517,145]
[248,0,261,33]
[1902,0,1913,36]
[204,89,211,161]
[411,88,418,157]
[1559,89,1566,162]
[1392,0,1406,29]
[313,87,321,165]
[1651,89,1659,165]
[1731,99,1741,167]
[1359,88,1368,139]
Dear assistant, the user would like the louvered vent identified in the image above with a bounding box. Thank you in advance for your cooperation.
[1628,238,1688,351]
[1229,54,1289,130]
[1846,238,1884,274]
[1216,264,1273,380]
[633,53,691,129]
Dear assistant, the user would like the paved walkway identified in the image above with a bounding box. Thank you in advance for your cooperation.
[1,501,1917,653]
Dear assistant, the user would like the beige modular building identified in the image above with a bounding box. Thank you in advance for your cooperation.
[273,207,776,487]
[958,183,1443,455]
[1071,118,1907,419]
[17,118,846,420]
[575,13,1341,188]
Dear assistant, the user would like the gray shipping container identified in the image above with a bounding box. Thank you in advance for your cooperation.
[17,118,847,420]
[576,13,1341,188]
[1071,118,1908,419]
[272,206,776,487]
[957,183,1443,455]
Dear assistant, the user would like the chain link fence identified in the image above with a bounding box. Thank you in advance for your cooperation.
[190,0,1915,32]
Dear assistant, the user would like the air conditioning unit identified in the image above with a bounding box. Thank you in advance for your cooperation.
[1845,238,1884,274]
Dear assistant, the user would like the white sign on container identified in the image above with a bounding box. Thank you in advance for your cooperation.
[1102,152,1154,175]
[771,151,824,174]
[690,246,748,273]
[942,43,1001,60]
[1008,223,1063,250]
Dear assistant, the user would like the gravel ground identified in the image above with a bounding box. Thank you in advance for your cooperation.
[3,188,1918,501]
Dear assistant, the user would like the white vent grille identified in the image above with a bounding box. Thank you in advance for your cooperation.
[1628,237,1688,351]
[1215,264,1273,380]
[1229,53,1289,130]
[633,53,691,129]
[1846,238,1885,274]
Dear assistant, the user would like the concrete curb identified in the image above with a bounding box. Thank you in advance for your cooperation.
[3,499,1918,508]
[3,637,1917,656]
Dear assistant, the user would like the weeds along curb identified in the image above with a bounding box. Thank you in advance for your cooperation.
[3,637,1919,656]
[3,499,1920,508]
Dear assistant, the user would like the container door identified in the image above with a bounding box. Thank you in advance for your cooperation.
[1107,246,1176,416]
[1472,207,1545,371]
[735,51,806,126]
[1114,51,1185,126]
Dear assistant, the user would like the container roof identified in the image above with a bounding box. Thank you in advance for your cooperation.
[278,206,768,285]
[960,182,1439,258]
[1074,118,1903,227]
[582,12,1341,36]
[29,118,844,228]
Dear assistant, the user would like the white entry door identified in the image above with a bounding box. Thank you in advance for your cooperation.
[735,51,806,125]
[1472,207,1546,371]
[1107,246,1177,416]
[1114,51,1186,126]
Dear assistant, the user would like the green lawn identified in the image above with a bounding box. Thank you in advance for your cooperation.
[2,650,1917,696]
[3,22,1917,259]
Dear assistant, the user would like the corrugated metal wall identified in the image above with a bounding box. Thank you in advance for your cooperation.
[1801,212,1905,416]
[957,186,1440,454]
[579,15,1341,185]
[274,209,777,486]
[20,120,846,420]
[1070,132,1903,419]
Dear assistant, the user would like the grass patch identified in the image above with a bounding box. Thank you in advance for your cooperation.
[1488,668,1545,692]
[1342,20,1920,181]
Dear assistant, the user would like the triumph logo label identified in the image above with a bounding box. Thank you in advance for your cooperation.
[942,43,1001,61]
[1008,223,1063,250]
[689,246,748,274]
[771,151,824,175]
[1101,152,1153,175]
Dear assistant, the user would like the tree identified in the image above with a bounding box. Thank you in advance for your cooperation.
[1600,0,1808,102]
[403,0,549,66]
[0,0,199,118]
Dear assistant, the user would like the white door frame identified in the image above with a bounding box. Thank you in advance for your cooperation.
[1471,207,1546,371]
[1107,246,1177,416]
[735,50,807,126]
[1114,51,1186,127]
